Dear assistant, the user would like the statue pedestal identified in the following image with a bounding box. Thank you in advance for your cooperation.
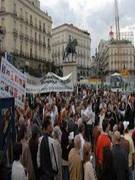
[63,58,77,86]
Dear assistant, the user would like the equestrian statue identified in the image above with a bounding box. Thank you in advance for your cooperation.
[63,36,78,62]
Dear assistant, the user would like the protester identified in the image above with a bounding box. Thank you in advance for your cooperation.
[53,126,62,180]
[96,119,111,178]
[2,88,135,180]
[124,123,135,180]
[29,125,40,180]
[39,117,58,180]
[61,121,69,180]
[79,123,86,161]
[83,142,97,180]
[125,95,135,130]
[99,146,117,180]
[68,135,82,180]
[17,124,34,180]
[112,131,129,180]
[11,143,28,180]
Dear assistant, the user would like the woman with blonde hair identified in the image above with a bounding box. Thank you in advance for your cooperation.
[83,142,97,180]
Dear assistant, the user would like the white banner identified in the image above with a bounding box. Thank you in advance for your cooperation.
[0,58,27,107]
[26,72,73,94]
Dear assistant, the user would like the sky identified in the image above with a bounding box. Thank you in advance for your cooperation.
[40,0,135,54]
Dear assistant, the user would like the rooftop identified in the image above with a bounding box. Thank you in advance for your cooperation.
[53,23,90,36]
[110,39,132,45]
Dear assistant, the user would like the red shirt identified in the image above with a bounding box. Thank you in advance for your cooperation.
[96,133,111,165]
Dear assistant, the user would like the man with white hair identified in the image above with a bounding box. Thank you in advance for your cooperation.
[53,126,62,180]
[68,135,82,180]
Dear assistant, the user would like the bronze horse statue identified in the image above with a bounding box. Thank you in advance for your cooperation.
[63,38,78,61]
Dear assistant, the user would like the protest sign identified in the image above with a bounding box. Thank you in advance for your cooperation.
[0,58,26,107]
[26,72,73,94]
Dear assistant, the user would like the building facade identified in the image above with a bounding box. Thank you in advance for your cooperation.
[0,0,52,76]
[52,23,91,77]
[97,39,135,86]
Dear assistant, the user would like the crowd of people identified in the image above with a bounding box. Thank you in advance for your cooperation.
[1,88,135,180]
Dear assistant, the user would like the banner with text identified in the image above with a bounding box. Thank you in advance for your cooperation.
[26,72,73,94]
[0,58,27,107]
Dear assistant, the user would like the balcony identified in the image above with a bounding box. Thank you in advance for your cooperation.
[19,15,24,21]
[25,18,28,24]
[39,40,42,46]
[0,26,6,35]
[35,38,38,44]
[48,45,51,50]
[43,42,46,47]
[13,28,18,37]
[0,48,5,55]
[35,24,38,29]
[47,32,51,37]
[39,26,42,31]
[14,49,19,55]
[25,52,30,59]
[0,7,6,12]
[20,51,25,57]
[30,37,33,43]
[19,32,24,40]
[30,21,33,26]
[13,10,17,17]
[24,34,29,41]
[43,29,46,33]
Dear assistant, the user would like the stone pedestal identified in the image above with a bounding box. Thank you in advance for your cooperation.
[63,56,77,86]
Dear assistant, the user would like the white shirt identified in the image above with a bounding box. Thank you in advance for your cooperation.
[99,114,105,129]
[37,136,43,168]
[84,161,97,180]
[11,161,28,180]
[84,105,95,125]
[79,133,85,161]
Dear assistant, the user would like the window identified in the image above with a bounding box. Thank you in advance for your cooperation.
[43,23,46,32]
[20,43,22,53]
[20,23,22,33]
[1,17,5,26]
[39,21,41,30]
[48,38,50,47]
[1,0,5,11]
[20,8,22,17]
[35,32,37,41]
[14,38,16,50]
[43,36,45,43]
[25,26,28,34]
[35,17,37,27]
[30,45,33,57]
[30,15,33,25]
[39,34,41,44]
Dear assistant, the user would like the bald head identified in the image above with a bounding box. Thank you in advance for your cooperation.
[74,135,81,150]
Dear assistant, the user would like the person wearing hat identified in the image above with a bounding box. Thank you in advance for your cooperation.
[112,131,129,180]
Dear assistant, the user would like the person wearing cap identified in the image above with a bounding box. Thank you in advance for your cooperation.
[68,135,82,180]
[112,131,129,180]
